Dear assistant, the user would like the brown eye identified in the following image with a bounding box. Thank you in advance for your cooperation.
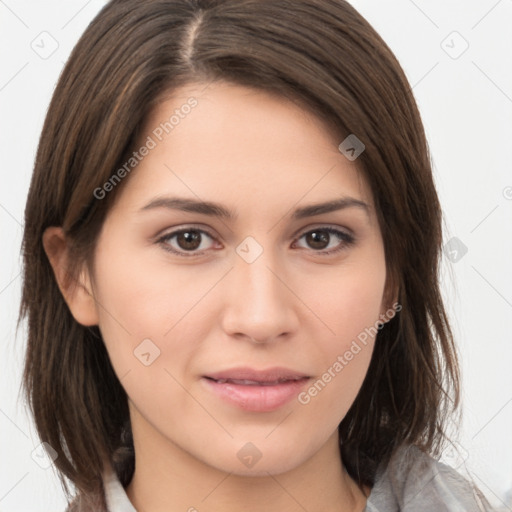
[176,230,202,251]
[158,228,217,256]
[295,227,355,254]
[305,230,330,249]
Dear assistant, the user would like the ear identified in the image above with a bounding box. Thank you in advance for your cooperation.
[42,226,99,326]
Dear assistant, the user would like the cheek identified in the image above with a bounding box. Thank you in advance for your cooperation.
[90,242,214,377]
[295,255,385,411]
[305,253,386,350]
[90,251,214,429]
[297,284,380,424]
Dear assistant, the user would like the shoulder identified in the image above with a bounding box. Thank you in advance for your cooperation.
[365,443,496,511]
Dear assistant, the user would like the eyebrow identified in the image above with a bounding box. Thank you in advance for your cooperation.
[139,196,370,220]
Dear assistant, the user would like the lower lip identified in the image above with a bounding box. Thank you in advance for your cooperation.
[202,377,310,412]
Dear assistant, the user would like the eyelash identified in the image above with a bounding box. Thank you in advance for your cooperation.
[156,226,356,258]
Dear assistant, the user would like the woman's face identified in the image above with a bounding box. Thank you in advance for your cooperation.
[87,81,391,476]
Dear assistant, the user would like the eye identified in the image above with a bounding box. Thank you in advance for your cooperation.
[293,227,355,255]
[156,225,355,257]
[157,227,218,256]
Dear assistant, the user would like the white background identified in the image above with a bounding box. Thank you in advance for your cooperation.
[1,1,511,510]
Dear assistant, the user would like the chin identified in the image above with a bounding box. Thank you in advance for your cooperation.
[198,440,313,478]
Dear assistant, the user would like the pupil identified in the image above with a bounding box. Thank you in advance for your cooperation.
[307,230,329,249]
[177,231,201,250]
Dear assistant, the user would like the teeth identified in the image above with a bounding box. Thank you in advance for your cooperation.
[233,379,265,385]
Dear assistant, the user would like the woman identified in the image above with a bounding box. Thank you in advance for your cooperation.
[20,0,496,510]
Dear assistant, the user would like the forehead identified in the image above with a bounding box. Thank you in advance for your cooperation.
[116,81,374,216]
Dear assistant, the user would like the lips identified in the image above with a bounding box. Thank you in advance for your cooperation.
[210,378,303,386]
[205,367,309,383]
[202,367,310,412]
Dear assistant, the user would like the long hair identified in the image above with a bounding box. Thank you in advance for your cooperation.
[19,0,460,507]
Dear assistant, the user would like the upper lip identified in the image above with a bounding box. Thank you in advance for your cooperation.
[204,366,310,384]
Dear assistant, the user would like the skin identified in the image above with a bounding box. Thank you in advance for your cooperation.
[44,81,396,512]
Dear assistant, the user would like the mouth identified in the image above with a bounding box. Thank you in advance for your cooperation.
[201,367,311,412]
[205,377,307,386]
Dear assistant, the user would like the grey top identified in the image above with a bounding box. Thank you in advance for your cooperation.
[99,444,496,512]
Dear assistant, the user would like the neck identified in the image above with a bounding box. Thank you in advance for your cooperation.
[125,426,368,512]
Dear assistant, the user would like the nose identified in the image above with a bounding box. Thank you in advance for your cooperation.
[220,246,299,344]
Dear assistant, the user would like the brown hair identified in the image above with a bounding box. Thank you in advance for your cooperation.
[20,0,461,507]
